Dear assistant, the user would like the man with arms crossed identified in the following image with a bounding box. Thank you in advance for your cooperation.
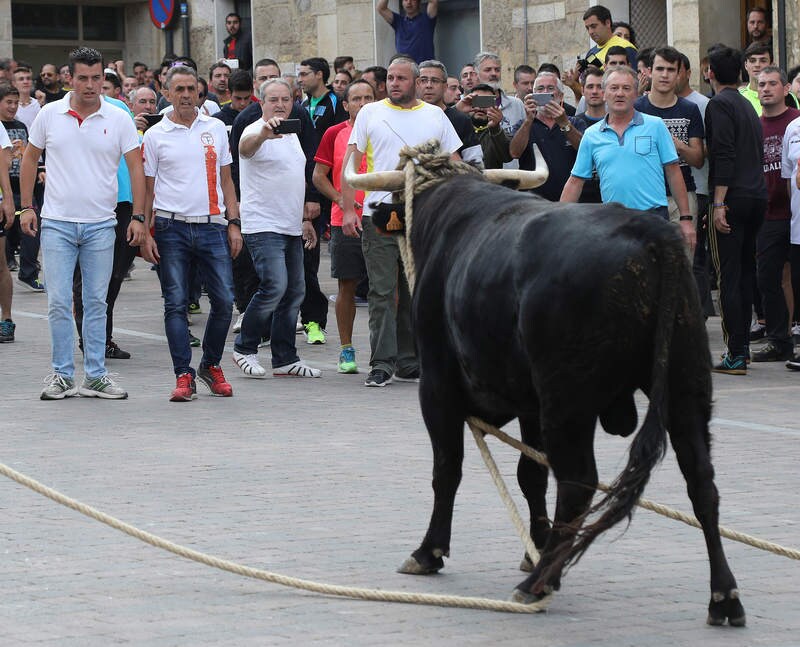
[140,64,243,401]
[341,55,462,387]
[19,47,146,399]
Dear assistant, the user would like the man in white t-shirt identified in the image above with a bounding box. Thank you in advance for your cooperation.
[141,64,243,402]
[341,55,462,387]
[231,78,321,379]
[781,114,800,369]
[11,64,40,129]
[19,47,146,400]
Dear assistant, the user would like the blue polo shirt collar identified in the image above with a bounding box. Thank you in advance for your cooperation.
[598,110,644,132]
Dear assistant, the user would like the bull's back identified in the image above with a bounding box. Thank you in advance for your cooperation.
[411,179,702,416]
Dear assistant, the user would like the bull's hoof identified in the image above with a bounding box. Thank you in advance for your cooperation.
[519,553,535,573]
[707,589,746,627]
[510,586,553,609]
[397,553,444,575]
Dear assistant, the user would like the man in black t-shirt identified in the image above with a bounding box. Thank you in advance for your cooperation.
[634,47,704,224]
[0,84,43,292]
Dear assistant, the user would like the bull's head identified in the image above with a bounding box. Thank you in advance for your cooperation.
[344,141,550,237]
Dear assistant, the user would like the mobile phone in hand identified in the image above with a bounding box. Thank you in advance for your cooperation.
[273,119,301,135]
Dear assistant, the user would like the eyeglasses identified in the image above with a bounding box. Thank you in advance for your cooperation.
[419,77,444,85]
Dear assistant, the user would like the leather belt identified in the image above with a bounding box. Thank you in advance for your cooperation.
[155,209,228,225]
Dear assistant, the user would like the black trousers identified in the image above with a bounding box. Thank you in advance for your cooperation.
[73,202,138,345]
[7,192,42,282]
[791,244,800,323]
[756,219,792,350]
[692,194,715,317]
[300,206,329,328]
[709,196,767,358]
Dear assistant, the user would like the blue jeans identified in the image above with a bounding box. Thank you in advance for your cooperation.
[155,218,234,376]
[235,232,304,367]
[40,219,115,379]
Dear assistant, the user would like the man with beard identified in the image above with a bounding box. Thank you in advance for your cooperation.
[222,13,252,72]
[209,62,232,106]
[36,63,67,104]
[464,84,510,169]
[418,59,482,166]
[340,55,461,387]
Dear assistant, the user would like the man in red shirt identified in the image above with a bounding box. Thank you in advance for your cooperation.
[751,66,799,362]
[312,79,375,373]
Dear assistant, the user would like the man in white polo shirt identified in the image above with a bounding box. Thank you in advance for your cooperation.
[341,55,462,387]
[19,46,146,400]
[231,78,321,379]
[141,64,243,402]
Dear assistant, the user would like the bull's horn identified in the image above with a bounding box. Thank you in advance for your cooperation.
[343,151,405,192]
[483,144,549,189]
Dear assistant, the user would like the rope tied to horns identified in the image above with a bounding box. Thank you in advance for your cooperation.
[395,140,481,293]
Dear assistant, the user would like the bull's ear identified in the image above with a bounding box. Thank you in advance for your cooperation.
[371,201,406,235]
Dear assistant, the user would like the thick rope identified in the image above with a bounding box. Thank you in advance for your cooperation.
[467,417,800,561]
[469,426,540,565]
[394,140,482,294]
[0,461,550,614]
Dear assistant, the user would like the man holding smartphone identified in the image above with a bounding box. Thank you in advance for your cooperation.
[231,78,321,379]
[509,71,582,201]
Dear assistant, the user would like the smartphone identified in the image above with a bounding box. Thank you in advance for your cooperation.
[529,92,554,105]
[471,94,496,108]
[144,113,164,128]
[273,118,301,135]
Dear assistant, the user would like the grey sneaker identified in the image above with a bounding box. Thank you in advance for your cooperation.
[40,373,78,400]
[79,374,128,399]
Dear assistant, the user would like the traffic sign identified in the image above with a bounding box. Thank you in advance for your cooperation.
[149,0,176,29]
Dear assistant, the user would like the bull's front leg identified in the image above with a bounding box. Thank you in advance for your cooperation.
[398,381,465,575]
[517,414,550,573]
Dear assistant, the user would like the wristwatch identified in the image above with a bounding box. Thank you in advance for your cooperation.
[559,122,572,133]
[227,218,242,227]
[131,214,146,223]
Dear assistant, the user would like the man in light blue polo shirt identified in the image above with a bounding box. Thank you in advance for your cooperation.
[560,66,696,251]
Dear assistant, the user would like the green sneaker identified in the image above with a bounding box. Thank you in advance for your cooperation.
[188,302,202,315]
[190,333,201,347]
[79,374,128,399]
[337,346,358,373]
[40,373,78,400]
[304,321,326,345]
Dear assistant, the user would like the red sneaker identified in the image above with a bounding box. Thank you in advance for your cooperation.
[197,364,233,397]
[170,372,197,402]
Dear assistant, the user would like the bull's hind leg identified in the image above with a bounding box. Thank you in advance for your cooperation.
[512,414,598,602]
[517,414,550,572]
[398,380,466,575]
[668,403,745,627]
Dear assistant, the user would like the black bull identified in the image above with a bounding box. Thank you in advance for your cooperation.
[388,174,744,625]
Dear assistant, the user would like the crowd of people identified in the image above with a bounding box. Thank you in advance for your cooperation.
[0,2,798,401]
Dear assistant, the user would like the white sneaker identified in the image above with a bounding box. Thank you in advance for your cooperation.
[232,351,266,377]
[273,361,321,377]
[232,312,244,333]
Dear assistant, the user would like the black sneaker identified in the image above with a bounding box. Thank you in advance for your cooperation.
[0,319,15,343]
[365,368,392,387]
[750,342,793,362]
[7,258,18,272]
[394,368,420,383]
[105,341,131,359]
[749,322,766,341]
[17,276,45,292]
[786,355,800,371]
[712,355,747,375]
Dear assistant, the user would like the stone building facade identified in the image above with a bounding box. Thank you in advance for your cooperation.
[1,0,796,94]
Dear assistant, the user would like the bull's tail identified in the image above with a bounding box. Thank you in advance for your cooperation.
[543,237,681,581]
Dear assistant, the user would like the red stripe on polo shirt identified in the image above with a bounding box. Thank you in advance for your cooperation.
[67,109,84,126]
[204,144,220,215]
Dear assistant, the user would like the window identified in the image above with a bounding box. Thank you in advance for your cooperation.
[82,6,124,42]
[12,4,79,40]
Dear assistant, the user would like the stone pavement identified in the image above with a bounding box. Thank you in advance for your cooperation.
[1,248,799,646]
